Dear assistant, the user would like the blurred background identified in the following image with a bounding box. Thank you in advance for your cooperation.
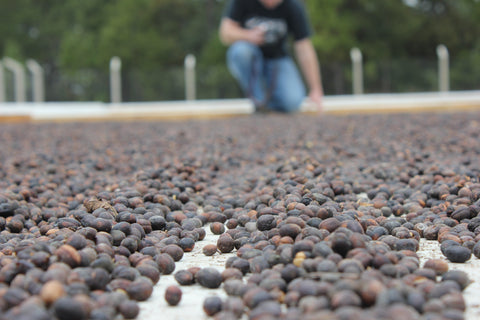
[0,0,479,102]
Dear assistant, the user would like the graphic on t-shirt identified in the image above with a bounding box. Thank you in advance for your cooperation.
[245,17,287,45]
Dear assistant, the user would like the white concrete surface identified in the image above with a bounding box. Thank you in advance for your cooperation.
[418,240,480,320]
[1,91,480,121]
[138,229,480,320]
[138,228,236,320]
[2,93,479,318]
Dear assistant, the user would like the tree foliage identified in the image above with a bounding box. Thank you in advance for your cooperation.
[0,0,478,100]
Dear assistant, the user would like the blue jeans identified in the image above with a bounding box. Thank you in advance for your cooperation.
[227,41,306,112]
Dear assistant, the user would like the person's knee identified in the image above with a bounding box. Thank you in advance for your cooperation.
[227,41,259,63]
[281,98,304,112]
[272,91,305,113]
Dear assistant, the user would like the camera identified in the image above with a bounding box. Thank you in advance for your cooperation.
[246,17,287,45]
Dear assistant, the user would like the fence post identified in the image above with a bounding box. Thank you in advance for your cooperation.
[436,44,449,92]
[26,59,45,102]
[184,54,196,101]
[350,47,364,95]
[3,57,26,102]
[110,56,122,104]
[0,62,5,102]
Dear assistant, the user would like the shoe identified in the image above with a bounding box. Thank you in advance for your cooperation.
[254,102,269,114]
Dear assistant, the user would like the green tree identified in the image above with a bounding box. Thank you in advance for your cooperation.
[0,0,478,100]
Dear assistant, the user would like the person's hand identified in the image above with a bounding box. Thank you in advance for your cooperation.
[309,89,324,114]
[246,27,265,46]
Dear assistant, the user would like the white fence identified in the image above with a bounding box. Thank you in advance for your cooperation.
[0,45,453,103]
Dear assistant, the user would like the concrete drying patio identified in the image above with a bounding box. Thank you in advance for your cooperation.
[1,90,480,122]
[138,228,480,320]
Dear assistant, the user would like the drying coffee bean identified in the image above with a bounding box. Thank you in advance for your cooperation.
[443,245,471,263]
[53,297,88,320]
[126,277,154,301]
[137,264,160,284]
[222,268,243,281]
[40,280,66,306]
[1,107,480,320]
[256,214,276,231]
[243,287,274,309]
[423,259,449,275]
[440,240,461,255]
[203,296,223,316]
[210,222,226,235]
[203,244,218,256]
[196,268,223,289]
[217,234,235,253]
[165,285,182,306]
[441,270,471,290]
[472,241,480,259]
[178,237,195,252]
[155,253,176,275]
[174,270,195,286]
[161,244,184,262]
[118,300,140,319]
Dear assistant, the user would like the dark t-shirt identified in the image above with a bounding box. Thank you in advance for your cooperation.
[223,0,312,58]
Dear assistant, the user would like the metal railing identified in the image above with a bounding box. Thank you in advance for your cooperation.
[1,44,476,103]
[1,56,44,103]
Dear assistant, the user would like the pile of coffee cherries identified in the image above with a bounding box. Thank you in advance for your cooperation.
[0,111,479,319]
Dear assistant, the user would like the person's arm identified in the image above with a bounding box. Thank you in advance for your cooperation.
[294,38,324,112]
[219,17,265,46]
